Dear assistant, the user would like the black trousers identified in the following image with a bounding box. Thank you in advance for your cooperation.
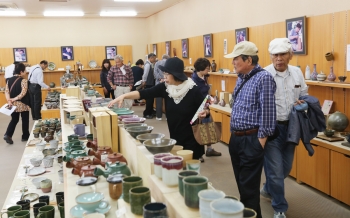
[143,85,154,116]
[228,132,264,218]
[104,89,115,99]
[29,84,42,120]
[5,111,30,140]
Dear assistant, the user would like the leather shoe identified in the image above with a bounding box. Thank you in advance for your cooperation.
[205,149,222,157]
[144,115,153,119]
[3,135,13,144]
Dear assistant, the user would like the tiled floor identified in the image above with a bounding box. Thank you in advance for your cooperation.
[1,106,350,217]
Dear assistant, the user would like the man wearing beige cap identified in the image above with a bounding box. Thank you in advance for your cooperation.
[261,38,308,218]
[225,41,276,218]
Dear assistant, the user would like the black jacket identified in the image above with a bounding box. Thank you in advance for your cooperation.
[100,69,112,90]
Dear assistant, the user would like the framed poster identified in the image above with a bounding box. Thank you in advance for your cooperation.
[181,38,189,58]
[61,46,74,61]
[13,48,27,62]
[153,44,157,55]
[105,46,117,60]
[235,28,248,44]
[203,34,213,57]
[286,16,307,55]
[165,41,171,56]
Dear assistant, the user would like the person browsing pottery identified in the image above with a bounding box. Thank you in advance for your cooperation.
[107,55,134,109]
[108,57,207,159]
[131,59,144,105]
[4,63,31,144]
[224,41,277,218]
[154,54,170,120]
[142,53,157,119]
[261,38,308,218]
[100,59,115,99]
[192,58,221,162]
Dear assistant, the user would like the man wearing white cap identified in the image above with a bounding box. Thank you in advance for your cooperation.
[262,38,308,218]
[224,41,277,218]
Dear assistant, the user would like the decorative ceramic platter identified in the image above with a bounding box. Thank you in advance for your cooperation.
[89,60,97,68]
[28,167,46,176]
[70,204,111,218]
[22,193,39,202]
[48,62,56,71]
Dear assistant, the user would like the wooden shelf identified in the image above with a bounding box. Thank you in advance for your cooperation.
[305,80,350,89]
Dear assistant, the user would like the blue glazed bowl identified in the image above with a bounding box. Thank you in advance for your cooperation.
[75,192,105,211]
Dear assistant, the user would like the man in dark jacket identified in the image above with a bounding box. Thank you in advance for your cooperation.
[142,53,156,118]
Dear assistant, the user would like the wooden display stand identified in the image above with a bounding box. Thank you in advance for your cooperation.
[106,110,119,152]
[90,111,112,147]
[148,175,178,203]
[65,86,80,98]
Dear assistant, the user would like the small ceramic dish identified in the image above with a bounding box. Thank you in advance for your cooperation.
[89,60,97,68]
[48,62,56,71]
[22,193,39,202]
[28,167,46,176]
[30,158,43,167]
[32,177,46,189]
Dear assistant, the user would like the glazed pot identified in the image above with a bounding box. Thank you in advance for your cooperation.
[40,179,52,193]
[183,176,208,208]
[88,146,113,159]
[161,156,183,186]
[67,156,92,169]
[75,164,97,178]
[218,99,226,107]
[94,161,131,178]
[153,153,173,179]
[327,111,349,132]
[106,174,123,200]
[63,150,88,162]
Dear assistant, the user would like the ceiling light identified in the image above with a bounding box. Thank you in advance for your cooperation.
[43,11,84,17]
[100,11,137,17]
[0,11,26,16]
[114,0,162,2]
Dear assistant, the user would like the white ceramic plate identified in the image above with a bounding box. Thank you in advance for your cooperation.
[89,60,97,68]
[28,167,46,176]
[48,62,56,71]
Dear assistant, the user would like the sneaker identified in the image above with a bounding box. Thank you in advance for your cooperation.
[156,117,162,121]
[205,149,222,157]
[274,211,286,218]
[260,185,272,201]
[3,135,13,144]
[199,157,204,162]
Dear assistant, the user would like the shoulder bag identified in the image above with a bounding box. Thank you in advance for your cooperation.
[192,114,222,146]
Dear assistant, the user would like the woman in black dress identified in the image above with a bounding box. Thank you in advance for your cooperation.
[108,57,208,159]
[100,59,115,99]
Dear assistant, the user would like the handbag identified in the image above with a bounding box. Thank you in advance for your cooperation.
[192,115,222,145]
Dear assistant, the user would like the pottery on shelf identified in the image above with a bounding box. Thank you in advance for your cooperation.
[338,76,347,82]
[327,111,349,132]
[211,60,217,72]
[305,65,310,80]
[323,129,335,137]
[107,174,123,200]
[310,64,318,81]
[218,99,226,107]
[49,82,56,88]
[327,66,336,81]
[143,138,177,155]
[93,161,131,178]
[213,90,219,104]
[317,71,327,81]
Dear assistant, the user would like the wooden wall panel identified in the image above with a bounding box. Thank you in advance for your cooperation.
[333,11,347,78]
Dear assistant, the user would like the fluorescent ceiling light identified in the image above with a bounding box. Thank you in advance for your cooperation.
[114,0,162,2]
[43,11,84,17]
[0,11,26,16]
[100,11,137,17]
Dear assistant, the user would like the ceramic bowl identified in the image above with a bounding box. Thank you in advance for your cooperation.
[124,123,147,129]
[118,115,138,121]
[75,192,106,211]
[126,126,154,139]
[43,156,54,168]
[198,189,226,218]
[338,76,347,82]
[32,177,46,189]
[42,148,56,156]
[122,117,146,124]
[170,145,184,155]
[323,129,335,137]
[30,158,43,167]
[36,142,46,151]
[143,138,176,155]
[136,133,165,143]
[345,134,350,143]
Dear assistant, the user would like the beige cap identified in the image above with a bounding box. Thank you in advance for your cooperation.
[268,38,292,54]
[224,41,258,58]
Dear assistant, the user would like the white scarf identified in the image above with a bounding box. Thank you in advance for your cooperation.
[165,78,196,104]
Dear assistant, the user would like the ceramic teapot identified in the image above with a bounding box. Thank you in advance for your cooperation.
[93,161,131,178]
[88,146,113,159]
[63,150,88,162]
[86,139,98,151]
[67,156,92,169]
[92,153,127,168]
[73,164,97,178]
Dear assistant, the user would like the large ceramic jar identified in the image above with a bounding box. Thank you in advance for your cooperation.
[161,156,183,186]
[328,111,349,132]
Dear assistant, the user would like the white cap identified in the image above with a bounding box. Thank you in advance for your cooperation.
[268,38,292,54]
[224,41,258,58]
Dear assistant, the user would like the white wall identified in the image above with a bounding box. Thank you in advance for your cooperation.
[147,0,350,43]
[0,17,148,61]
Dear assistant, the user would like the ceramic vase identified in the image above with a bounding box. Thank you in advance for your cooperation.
[310,64,318,81]
[327,66,336,81]
[317,71,327,81]
[211,60,217,72]
[305,65,310,80]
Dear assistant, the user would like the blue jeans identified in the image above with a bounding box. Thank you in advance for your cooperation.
[263,124,296,212]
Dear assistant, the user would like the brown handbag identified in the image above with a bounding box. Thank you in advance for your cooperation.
[192,115,222,145]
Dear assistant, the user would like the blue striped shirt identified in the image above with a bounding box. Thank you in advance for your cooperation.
[230,64,277,138]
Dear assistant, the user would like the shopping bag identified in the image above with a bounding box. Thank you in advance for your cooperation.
[192,115,221,145]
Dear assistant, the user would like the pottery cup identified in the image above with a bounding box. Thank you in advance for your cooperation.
[40,132,47,138]
[129,186,151,215]
[325,52,334,61]
[170,145,183,155]
[30,157,43,167]
[36,205,55,218]
[143,202,168,218]
[58,202,65,218]
[153,153,173,179]
[49,139,59,149]
[39,195,50,205]
[75,192,108,212]
[122,176,143,203]
[198,189,226,218]
[107,174,123,200]
[176,150,193,168]
[210,198,244,218]
[34,133,40,138]
[161,156,183,186]
[87,134,93,141]
[16,200,30,210]
[13,210,30,218]
[56,192,64,205]
[1,205,22,217]
[183,176,208,208]
[33,203,47,218]
[36,142,46,151]
[186,160,201,173]
[73,124,85,137]
[40,179,52,193]
[243,208,257,218]
[43,156,54,168]
[178,170,199,196]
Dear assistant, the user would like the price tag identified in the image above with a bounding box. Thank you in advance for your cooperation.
[115,207,126,217]
[101,153,108,163]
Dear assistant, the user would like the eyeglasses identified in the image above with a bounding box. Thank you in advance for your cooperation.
[163,73,170,77]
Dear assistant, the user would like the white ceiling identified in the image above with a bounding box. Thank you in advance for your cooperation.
[0,0,184,17]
